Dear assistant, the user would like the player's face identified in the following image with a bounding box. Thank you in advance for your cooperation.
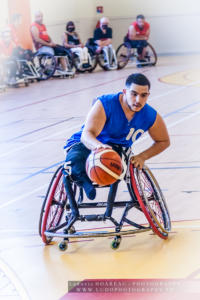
[35,13,43,24]
[137,18,145,28]
[124,83,150,112]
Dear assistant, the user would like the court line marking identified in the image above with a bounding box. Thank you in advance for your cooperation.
[1,95,200,160]
[0,257,30,300]
[1,107,200,209]
[1,70,200,115]
[0,123,81,159]
[4,99,200,186]
[4,117,74,143]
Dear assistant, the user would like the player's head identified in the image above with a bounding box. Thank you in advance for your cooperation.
[136,14,145,28]
[100,17,109,30]
[66,21,75,32]
[123,73,150,112]
[34,11,43,24]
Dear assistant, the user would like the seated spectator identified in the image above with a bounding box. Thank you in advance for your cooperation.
[63,21,90,66]
[93,17,112,53]
[126,14,150,63]
[30,11,69,74]
[0,28,18,85]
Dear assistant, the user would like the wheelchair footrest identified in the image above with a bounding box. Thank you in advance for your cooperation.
[81,214,105,222]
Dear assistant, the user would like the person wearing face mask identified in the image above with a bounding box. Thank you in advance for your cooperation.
[93,17,117,69]
[93,17,112,54]
[126,14,150,65]
[63,21,91,67]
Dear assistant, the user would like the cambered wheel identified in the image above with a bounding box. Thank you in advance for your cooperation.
[130,164,171,239]
[39,166,67,244]
[116,43,131,69]
[33,52,56,80]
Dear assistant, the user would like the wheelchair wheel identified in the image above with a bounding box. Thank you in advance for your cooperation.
[144,43,157,66]
[39,166,67,244]
[88,50,98,73]
[130,164,171,239]
[98,48,117,71]
[33,52,56,80]
[116,43,131,69]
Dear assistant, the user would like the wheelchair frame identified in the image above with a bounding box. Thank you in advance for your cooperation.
[116,41,157,70]
[39,147,171,251]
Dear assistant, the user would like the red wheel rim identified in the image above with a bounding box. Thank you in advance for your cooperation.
[41,169,65,243]
[130,164,168,240]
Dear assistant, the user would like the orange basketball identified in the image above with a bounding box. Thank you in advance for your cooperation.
[86,148,123,186]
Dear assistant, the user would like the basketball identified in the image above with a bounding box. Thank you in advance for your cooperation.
[86,148,123,186]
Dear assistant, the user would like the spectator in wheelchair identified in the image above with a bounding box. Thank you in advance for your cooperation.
[0,28,19,85]
[64,73,170,201]
[93,17,116,68]
[63,21,91,68]
[31,11,70,75]
[126,14,150,66]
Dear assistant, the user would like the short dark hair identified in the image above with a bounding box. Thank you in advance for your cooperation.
[125,73,151,89]
[136,14,145,20]
[66,21,75,30]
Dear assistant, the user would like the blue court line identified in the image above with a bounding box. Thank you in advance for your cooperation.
[10,160,64,187]
[8,98,200,187]
[0,120,24,129]
[151,166,200,170]
[4,117,74,143]
[162,99,200,118]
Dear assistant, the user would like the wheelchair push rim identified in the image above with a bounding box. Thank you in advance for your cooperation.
[33,52,56,80]
[130,164,171,239]
[116,43,131,69]
[39,166,67,244]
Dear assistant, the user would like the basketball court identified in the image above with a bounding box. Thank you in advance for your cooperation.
[0,1,200,299]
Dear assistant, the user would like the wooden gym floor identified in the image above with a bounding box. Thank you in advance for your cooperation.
[0,54,200,300]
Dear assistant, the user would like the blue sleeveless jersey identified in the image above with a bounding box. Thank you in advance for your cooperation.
[64,92,157,149]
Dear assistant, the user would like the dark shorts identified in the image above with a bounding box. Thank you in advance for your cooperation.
[65,143,91,185]
[125,38,148,54]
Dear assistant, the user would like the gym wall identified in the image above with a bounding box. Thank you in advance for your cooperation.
[25,0,200,54]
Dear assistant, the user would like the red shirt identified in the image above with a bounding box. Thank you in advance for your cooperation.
[129,21,150,38]
[31,22,50,50]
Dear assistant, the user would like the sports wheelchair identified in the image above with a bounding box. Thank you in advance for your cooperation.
[39,146,171,251]
[86,38,117,71]
[116,39,157,70]
[70,46,98,73]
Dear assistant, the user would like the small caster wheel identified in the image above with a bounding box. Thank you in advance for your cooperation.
[111,240,120,250]
[111,236,121,250]
[25,81,29,87]
[58,241,68,251]
[69,226,76,234]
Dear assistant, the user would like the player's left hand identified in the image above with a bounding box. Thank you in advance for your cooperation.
[131,154,145,170]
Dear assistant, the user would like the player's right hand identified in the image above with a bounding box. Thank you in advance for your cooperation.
[94,144,112,150]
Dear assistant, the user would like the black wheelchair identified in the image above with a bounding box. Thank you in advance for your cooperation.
[116,40,157,70]
[39,146,171,251]
[86,38,118,71]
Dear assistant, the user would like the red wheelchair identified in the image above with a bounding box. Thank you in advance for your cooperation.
[39,146,171,251]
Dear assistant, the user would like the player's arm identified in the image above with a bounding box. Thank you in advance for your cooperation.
[81,100,111,150]
[129,25,148,40]
[132,113,170,169]
[145,28,150,40]
[31,26,55,47]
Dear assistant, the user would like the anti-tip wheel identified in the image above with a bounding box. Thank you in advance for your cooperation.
[58,241,68,251]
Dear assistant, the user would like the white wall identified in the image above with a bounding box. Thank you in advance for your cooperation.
[29,0,200,54]
[0,0,9,29]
